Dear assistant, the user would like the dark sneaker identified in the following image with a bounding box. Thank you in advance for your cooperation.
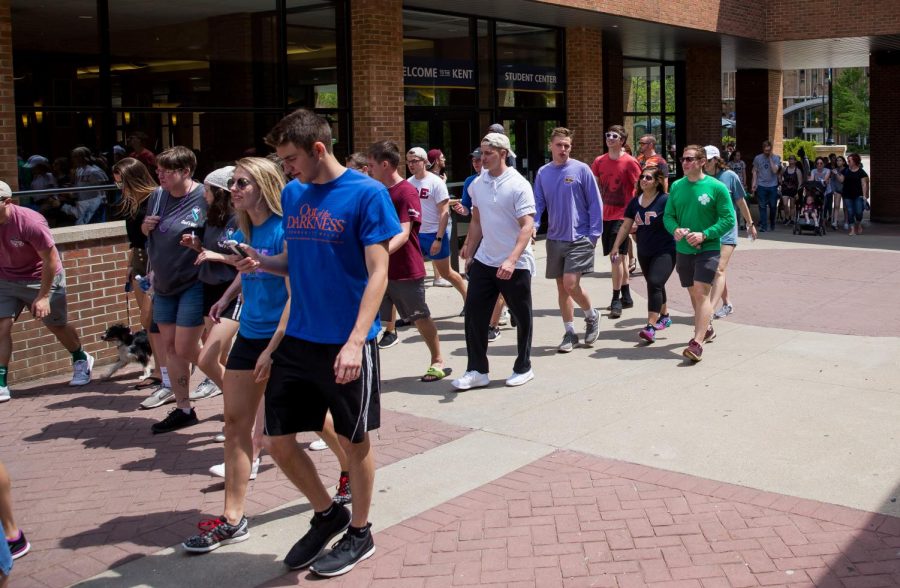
[654,314,672,330]
[704,325,717,343]
[7,530,30,560]
[183,516,249,553]
[333,474,352,505]
[639,325,656,343]
[557,331,578,353]
[151,407,199,434]
[683,340,703,362]
[377,330,399,349]
[284,504,351,570]
[609,299,623,319]
[394,318,411,329]
[310,525,376,578]
[488,326,501,343]
[584,310,600,346]
[621,297,634,309]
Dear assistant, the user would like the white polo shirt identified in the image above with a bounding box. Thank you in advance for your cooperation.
[469,168,536,274]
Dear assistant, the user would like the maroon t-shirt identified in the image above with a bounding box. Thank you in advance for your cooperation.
[388,180,425,281]
[0,204,59,281]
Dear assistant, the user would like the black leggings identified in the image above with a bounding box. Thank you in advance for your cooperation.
[638,250,676,314]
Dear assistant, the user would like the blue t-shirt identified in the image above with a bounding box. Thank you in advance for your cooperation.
[461,173,477,210]
[234,214,288,339]
[282,170,401,344]
[624,192,675,258]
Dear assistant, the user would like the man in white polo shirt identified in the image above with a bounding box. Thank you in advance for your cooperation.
[405,147,466,308]
[452,133,536,391]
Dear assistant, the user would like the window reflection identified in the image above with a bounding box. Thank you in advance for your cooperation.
[403,10,475,107]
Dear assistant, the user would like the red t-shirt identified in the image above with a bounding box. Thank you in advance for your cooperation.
[388,179,425,281]
[591,153,642,221]
[0,204,59,281]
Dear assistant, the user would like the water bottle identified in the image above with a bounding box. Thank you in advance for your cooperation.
[134,274,152,293]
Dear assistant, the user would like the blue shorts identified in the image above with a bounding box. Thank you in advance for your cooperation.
[152,281,204,327]
[720,223,738,246]
[0,522,11,576]
[419,230,451,261]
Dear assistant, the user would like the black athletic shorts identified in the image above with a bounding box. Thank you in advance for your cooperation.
[202,281,241,321]
[676,250,720,287]
[264,336,381,443]
[225,334,271,371]
[601,220,629,256]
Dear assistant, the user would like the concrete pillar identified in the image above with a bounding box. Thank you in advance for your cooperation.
[350,0,405,153]
[869,50,899,222]
[684,45,722,148]
[565,27,603,162]
[0,0,17,189]
[735,69,784,157]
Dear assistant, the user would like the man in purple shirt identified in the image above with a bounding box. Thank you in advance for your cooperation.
[533,127,603,353]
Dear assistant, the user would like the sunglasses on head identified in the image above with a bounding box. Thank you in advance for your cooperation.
[605,132,621,140]
[640,174,655,181]
[0,195,11,203]
[226,177,253,190]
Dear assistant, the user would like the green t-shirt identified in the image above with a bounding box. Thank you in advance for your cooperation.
[663,175,735,254]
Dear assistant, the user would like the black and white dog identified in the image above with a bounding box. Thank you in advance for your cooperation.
[101,324,153,380]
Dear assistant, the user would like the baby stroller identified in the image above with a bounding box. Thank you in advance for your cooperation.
[793,180,827,236]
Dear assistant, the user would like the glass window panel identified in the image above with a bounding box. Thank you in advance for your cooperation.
[496,23,561,109]
[648,66,662,112]
[403,10,475,107]
[12,0,102,108]
[665,66,676,113]
[108,1,280,109]
[287,0,341,109]
[623,66,648,113]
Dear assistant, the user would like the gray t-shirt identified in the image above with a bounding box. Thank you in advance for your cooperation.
[147,184,207,296]
[752,153,781,188]
[198,214,239,285]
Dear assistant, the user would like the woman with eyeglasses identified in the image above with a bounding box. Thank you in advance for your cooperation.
[179,167,241,404]
[141,146,208,433]
[608,166,675,343]
[182,157,292,553]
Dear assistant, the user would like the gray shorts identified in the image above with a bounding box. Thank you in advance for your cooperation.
[380,278,430,323]
[676,250,720,288]
[0,272,68,326]
[545,237,596,279]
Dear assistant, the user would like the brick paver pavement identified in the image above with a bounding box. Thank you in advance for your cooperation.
[0,369,471,588]
[270,451,900,588]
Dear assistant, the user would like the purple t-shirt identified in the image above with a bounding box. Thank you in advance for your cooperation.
[0,205,60,281]
[388,180,426,281]
[533,159,603,243]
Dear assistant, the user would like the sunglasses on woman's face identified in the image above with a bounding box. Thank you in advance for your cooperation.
[227,177,253,190]
[640,174,655,181]
[605,132,621,141]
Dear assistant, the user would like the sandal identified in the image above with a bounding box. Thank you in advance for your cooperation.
[421,366,452,383]
[134,377,162,390]
[628,257,637,275]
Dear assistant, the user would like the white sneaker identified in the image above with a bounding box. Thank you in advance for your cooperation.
[189,377,221,400]
[432,277,452,288]
[214,433,226,443]
[451,370,490,391]
[505,369,535,387]
[309,438,328,451]
[0,386,10,403]
[498,308,510,326]
[713,304,734,319]
[139,386,175,409]
[69,353,94,386]
[209,457,261,480]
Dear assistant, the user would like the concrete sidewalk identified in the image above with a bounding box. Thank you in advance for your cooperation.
[2,226,899,587]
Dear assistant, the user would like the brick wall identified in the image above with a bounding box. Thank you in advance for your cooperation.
[566,28,603,162]
[685,46,723,149]
[870,51,899,223]
[9,228,140,384]
[735,69,784,158]
[766,1,900,40]
[0,0,17,190]
[350,0,405,153]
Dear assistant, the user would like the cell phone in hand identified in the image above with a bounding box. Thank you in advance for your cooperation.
[224,239,249,258]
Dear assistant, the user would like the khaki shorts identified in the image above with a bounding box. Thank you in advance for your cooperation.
[0,273,68,326]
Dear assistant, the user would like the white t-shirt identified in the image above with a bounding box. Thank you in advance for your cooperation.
[407,171,449,234]
[470,168,536,274]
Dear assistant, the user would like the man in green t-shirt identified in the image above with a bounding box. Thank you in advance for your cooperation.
[663,145,735,362]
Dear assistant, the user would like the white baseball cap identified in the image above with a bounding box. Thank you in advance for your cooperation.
[704,145,720,160]
[406,147,428,161]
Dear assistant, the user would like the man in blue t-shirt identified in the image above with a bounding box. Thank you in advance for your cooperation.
[238,109,400,578]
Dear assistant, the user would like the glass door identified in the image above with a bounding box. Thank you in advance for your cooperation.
[495,115,561,183]
[405,111,477,197]
[623,59,680,178]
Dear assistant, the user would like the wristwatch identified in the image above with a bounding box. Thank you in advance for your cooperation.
[435,236,443,242]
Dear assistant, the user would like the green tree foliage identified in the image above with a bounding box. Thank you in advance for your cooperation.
[833,68,869,141]
[783,138,818,161]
